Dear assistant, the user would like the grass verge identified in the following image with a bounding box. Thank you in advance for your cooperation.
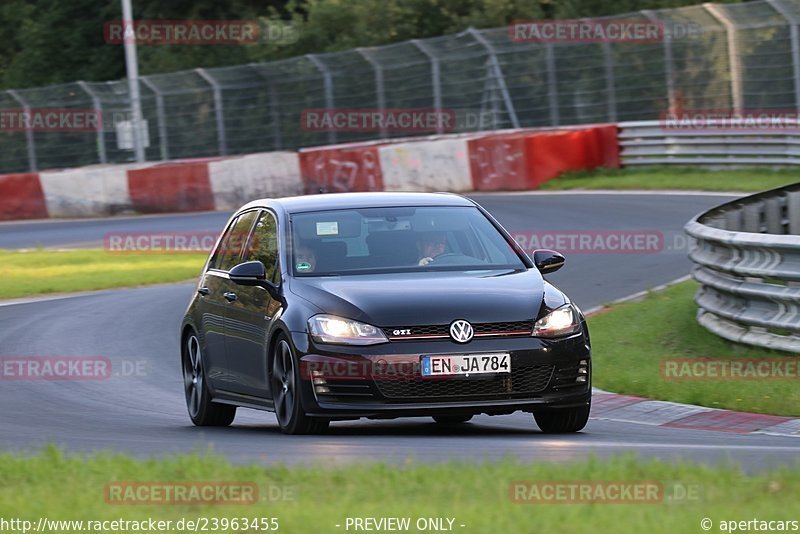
[541,166,799,192]
[590,280,799,416]
[0,249,207,300]
[0,447,797,533]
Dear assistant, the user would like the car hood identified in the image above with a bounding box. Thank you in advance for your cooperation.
[289,269,545,327]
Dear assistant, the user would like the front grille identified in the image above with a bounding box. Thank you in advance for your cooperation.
[374,364,554,399]
[384,320,533,341]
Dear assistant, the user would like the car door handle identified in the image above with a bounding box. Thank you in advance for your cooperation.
[224,291,238,302]
[197,287,210,296]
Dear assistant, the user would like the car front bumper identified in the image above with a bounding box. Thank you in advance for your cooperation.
[289,328,591,419]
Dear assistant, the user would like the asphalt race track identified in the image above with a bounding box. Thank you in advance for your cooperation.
[2,191,797,470]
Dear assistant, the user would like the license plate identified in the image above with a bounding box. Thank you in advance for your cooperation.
[421,353,510,377]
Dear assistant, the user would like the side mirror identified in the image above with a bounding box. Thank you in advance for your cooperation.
[532,249,565,274]
[229,260,267,286]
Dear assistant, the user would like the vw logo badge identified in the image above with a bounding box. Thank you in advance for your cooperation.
[450,320,474,343]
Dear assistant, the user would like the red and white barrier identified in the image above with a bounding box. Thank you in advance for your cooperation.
[128,158,217,213]
[299,144,383,193]
[378,138,472,192]
[39,164,149,218]
[0,125,620,221]
[209,151,302,210]
[0,172,47,221]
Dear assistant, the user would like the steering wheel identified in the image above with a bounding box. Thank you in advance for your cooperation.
[427,252,464,265]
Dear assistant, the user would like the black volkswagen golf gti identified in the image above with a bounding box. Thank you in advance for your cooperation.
[180,192,591,434]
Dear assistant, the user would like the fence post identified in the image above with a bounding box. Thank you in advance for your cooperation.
[77,81,107,164]
[545,43,560,126]
[601,41,618,122]
[195,68,228,156]
[411,39,443,134]
[306,54,337,144]
[139,76,169,161]
[467,28,520,129]
[250,65,283,151]
[642,10,676,115]
[356,48,387,138]
[766,0,800,113]
[704,3,744,113]
[6,90,37,171]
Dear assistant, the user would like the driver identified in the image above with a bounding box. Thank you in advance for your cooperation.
[417,232,447,266]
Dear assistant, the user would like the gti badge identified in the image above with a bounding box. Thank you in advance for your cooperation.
[450,320,474,343]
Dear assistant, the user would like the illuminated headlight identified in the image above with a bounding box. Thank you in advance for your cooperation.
[532,305,581,338]
[308,314,388,346]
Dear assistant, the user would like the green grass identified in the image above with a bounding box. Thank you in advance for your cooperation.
[0,249,207,299]
[0,447,798,533]
[590,280,800,416]
[541,166,800,191]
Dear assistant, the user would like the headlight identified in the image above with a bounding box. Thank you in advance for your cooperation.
[308,315,388,345]
[533,305,581,338]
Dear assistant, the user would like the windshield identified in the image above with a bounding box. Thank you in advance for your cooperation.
[290,206,526,276]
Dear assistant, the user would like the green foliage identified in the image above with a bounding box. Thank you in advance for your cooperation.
[542,167,800,192]
[0,449,798,533]
[590,281,800,416]
[0,248,207,299]
[0,0,742,90]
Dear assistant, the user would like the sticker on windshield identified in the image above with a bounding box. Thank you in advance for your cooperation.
[316,221,339,236]
[296,262,312,272]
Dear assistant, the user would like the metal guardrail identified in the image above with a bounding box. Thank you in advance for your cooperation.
[620,120,800,166]
[685,184,800,353]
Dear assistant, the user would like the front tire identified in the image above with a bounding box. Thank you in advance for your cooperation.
[182,331,236,427]
[534,404,590,433]
[271,335,329,435]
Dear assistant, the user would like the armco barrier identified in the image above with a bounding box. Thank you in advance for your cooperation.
[0,172,47,221]
[0,125,620,221]
[685,184,800,354]
[619,119,800,166]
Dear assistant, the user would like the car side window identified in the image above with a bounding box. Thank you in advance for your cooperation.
[209,211,259,272]
[244,210,280,283]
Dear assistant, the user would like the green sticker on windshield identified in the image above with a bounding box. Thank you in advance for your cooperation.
[296,262,312,271]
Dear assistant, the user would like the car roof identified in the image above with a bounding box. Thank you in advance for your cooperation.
[241,192,476,214]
